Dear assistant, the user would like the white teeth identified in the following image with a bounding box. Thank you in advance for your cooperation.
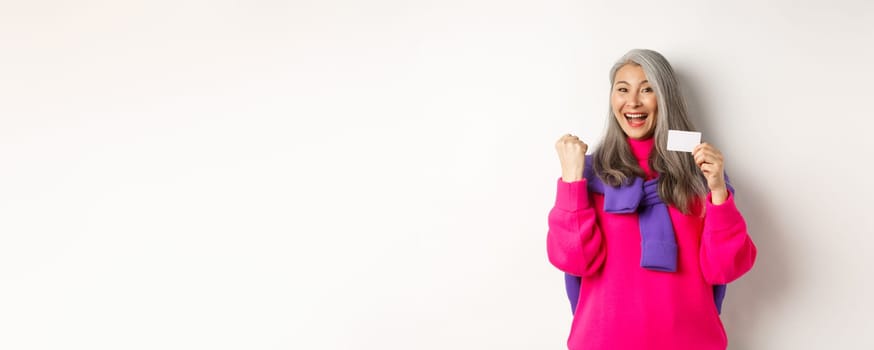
[625,114,647,119]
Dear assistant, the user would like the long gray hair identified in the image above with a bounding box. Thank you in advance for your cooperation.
[593,49,707,213]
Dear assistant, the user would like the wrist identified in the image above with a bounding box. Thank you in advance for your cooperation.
[561,174,583,183]
[710,187,728,205]
[710,182,726,192]
[561,166,584,183]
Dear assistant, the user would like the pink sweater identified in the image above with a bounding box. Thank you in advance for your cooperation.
[547,137,757,350]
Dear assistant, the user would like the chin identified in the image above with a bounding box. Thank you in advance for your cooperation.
[624,130,652,140]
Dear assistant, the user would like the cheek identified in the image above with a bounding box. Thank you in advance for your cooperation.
[611,96,624,113]
[610,93,621,104]
[645,97,658,112]
[644,98,658,126]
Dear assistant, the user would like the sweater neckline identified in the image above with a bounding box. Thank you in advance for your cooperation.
[627,137,655,162]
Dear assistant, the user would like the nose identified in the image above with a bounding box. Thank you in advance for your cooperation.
[626,92,642,108]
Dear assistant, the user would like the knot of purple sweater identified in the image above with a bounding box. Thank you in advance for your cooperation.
[585,158,678,272]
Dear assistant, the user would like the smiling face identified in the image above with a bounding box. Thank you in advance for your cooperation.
[611,64,658,140]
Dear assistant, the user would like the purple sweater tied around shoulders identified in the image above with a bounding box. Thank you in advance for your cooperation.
[564,155,732,314]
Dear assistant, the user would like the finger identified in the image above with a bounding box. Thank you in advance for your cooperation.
[694,151,708,167]
[697,156,718,169]
[698,158,724,178]
[700,165,723,184]
[695,148,722,162]
[557,135,576,147]
[699,143,726,162]
[696,150,717,163]
[706,154,724,168]
[692,143,713,156]
[563,139,581,148]
[700,165,723,180]
[700,142,721,152]
[698,144,722,158]
[700,142,718,152]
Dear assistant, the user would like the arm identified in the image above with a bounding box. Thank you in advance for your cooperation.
[699,191,757,284]
[546,178,606,277]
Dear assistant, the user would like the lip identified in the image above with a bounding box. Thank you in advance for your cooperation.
[626,117,646,128]
[623,112,648,128]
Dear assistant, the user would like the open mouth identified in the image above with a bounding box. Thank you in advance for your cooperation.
[624,113,648,127]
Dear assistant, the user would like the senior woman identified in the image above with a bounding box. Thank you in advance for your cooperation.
[547,49,757,350]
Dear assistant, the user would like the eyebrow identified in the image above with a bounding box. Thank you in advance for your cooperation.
[615,80,649,85]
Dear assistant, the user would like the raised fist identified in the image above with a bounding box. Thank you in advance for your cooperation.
[555,134,588,182]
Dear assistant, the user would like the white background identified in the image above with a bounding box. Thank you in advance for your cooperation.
[1,1,872,349]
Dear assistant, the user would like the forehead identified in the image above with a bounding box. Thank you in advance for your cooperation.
[614,64,649,84]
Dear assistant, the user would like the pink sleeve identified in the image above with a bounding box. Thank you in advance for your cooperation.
[699,191,758,284]
[546,178,606,277]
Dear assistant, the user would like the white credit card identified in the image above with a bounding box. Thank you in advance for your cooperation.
[666,130,701,152]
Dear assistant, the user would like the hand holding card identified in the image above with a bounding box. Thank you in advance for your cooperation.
[692,142,728,204]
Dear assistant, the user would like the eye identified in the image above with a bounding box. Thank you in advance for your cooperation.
[642,87,654,93]
[616,87,628,92]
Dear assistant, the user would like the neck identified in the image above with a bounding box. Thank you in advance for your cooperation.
[627,136,655,160]
[627,136,656,177]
